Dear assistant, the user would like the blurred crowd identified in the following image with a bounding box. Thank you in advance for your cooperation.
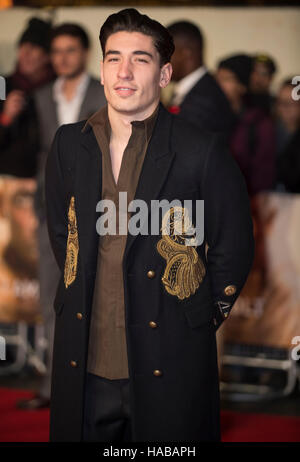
[0,16,299,408]
[166,21,300,197]
[1,17,299,193]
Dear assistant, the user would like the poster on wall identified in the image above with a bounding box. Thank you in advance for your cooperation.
[0,176,40,323]
[223,192,300,350]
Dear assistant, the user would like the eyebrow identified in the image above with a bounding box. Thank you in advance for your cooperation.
[105,50,154,59]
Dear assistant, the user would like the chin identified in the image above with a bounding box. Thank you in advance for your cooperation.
[58,68,76,78]
[110,99,140,114]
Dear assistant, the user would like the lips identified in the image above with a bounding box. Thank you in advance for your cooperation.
[114,86,137,97]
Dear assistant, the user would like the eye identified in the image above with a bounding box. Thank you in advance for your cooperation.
[107,58,119,62]
[136,58,148,63]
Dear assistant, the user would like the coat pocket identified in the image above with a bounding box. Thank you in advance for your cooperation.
[184,299,214,328]
[53,276,65,315]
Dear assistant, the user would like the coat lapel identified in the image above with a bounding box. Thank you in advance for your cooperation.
[76,123,102,277]
[47,84,59,130]
[123,102,175,261]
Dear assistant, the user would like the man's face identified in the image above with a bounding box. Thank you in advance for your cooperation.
[18,43,49,77]
[250,62,273,94]
[276,84,300,127]
[51,35,88,78]
[169,37,186,82]
[100,31,172,116]
[216,68,246,103]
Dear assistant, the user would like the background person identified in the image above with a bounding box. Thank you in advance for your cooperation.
[248,53,277,115]
[216,53,276,198]
[166,20,235,138]
[0,17,54,178]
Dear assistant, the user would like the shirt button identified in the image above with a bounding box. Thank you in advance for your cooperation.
[147,270,155,279]
[76,312,83,320]
[153,369,162,377]
[149,321,157,328]
[70,360,77,368]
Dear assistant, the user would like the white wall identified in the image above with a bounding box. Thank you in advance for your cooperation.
[0,6,299,91]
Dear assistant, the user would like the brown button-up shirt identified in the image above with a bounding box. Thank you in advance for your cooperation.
[85,103,159,379]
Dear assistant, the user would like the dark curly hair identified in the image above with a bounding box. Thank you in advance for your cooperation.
[51,23,90,49]
[99,8,174,67]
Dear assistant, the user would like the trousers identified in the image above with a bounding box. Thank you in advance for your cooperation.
[82,372,132,442]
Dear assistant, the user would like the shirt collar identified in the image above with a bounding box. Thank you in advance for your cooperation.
[130,102,160,143]
[53,71,90,103]
[82,102,160,144]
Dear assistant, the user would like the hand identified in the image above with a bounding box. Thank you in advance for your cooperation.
[2,90,26,122]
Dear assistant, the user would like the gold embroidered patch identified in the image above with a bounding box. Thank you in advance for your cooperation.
[156,206,206,300]
[64,196,79,289]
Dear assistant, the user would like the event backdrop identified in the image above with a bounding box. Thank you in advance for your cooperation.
[0,176,40,323]
[223,192,300,349]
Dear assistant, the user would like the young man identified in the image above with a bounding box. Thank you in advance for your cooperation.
[45,9,254,442]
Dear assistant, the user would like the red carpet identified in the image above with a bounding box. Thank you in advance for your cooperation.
[221,409,300,442]
[0,388,299,442]
[0,388,49,442]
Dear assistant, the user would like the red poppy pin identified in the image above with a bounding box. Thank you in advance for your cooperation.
[168,105,181,114]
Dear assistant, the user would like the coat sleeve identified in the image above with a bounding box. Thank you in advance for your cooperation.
[202,134,255,330]
[45,125,68,273]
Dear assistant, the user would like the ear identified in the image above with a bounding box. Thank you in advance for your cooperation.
[159,62,173,89]
[100,60,104,85]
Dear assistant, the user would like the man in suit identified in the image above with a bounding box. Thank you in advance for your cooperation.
[18,23,106,410]
[166,21,235,138]
[45,8,254,442]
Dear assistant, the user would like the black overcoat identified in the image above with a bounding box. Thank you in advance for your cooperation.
[45,101,255,442]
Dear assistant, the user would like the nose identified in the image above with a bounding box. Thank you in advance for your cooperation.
[117,58,133,80]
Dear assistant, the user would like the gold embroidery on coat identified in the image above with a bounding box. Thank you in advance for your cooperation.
[64,196,79,288]
[156,206,206,300]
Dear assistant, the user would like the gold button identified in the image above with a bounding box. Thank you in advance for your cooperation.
[70,360,77,368]
[224,285,236,296]
[76,312,83,320]
[149,321,157,328]
[147,270,156,279]
[153,369,162,377]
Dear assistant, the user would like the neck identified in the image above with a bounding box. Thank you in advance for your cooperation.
[108,99,159,145]
[62,70,85,100]
[184,62,203,77]
[231,97,243,114]
[63,70,85,87]
[28,68,46,83]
